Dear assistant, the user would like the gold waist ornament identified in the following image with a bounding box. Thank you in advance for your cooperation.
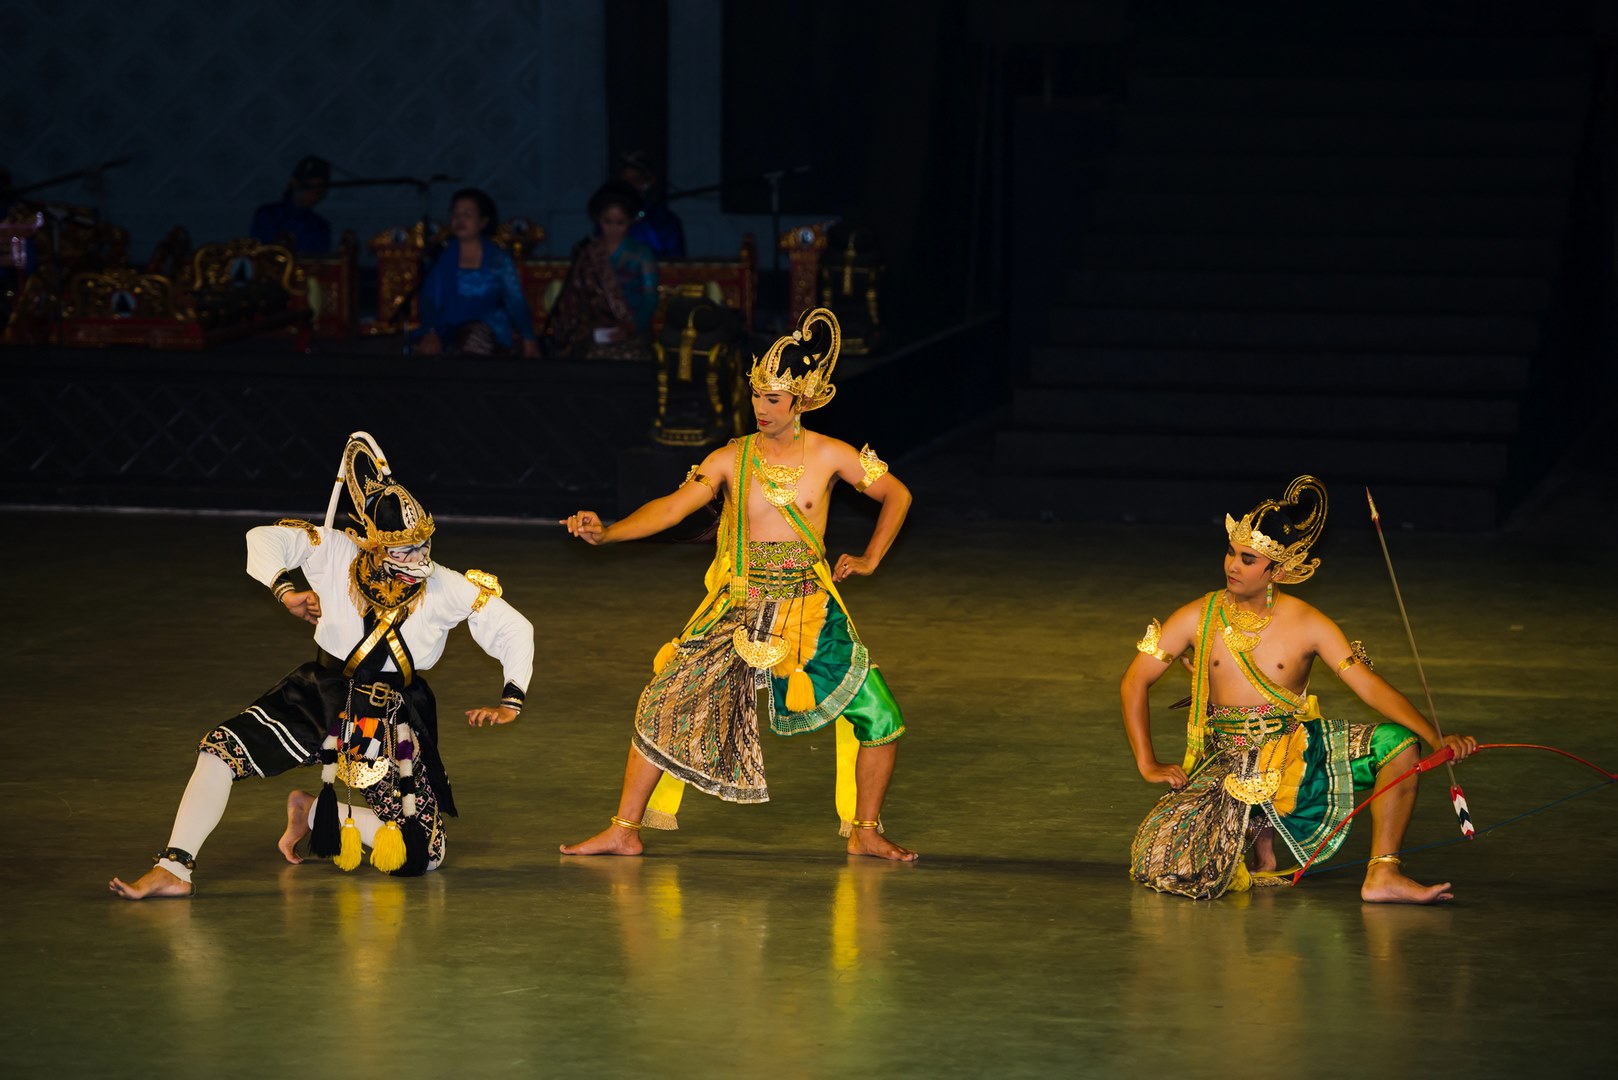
[1223,769,1282,805]
[336,753,390,790]
[733,624,791,668]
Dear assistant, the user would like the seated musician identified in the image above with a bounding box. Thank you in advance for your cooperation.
[618,151,686,258]
[413,188,539,358]
[249,155,332,254]
[545,183,658,360]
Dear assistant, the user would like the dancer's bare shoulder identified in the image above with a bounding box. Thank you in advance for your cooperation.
[1275,595,1343,651]
[697,441,737,491]
[1157,593,1212,651]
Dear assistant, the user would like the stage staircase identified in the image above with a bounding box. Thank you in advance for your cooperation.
[997,33,1596,529]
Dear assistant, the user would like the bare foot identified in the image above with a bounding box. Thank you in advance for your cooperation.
[848,829,919,862]
[1249,826,1278,873]
[559,823,644,856]
[278,790,315,864]
[1361,861,1454,904]
[109,865,193,900]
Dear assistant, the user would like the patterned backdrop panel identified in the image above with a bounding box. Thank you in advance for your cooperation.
[5,0,610,259]
[0,352,653,516]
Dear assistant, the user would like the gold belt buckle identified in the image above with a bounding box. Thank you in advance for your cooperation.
[362,682,401,710]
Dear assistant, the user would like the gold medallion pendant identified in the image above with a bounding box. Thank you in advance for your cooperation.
[760,479,798,508]
[732,625,790,668]
[1223,769,1282,805]
[336,753,390,790]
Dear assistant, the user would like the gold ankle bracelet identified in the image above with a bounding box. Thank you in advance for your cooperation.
[1367,853,1401,866]
[850,819,882,830]
[610,815,643,831]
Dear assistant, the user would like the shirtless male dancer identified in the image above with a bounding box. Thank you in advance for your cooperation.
[559,309,917,861]
[1123,476,1476,903]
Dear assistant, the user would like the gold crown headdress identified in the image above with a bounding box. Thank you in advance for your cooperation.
[1225,475,1328,585]
[748,307,841,412]
[322,433,435,551]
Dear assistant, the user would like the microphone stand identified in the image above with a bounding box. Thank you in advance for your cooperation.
[664,165,811,273]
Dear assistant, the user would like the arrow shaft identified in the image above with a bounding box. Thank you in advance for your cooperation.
[1367,491,1462,793]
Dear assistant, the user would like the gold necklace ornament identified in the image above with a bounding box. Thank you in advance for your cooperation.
[1219,590,1272,654]
[753,441,805,508]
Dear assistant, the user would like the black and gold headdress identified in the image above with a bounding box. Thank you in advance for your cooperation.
[330,434,435,551]
[1225,475,1328,585]
[748,307,841,412]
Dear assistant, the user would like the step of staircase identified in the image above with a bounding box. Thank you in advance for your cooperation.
[1131,36,1589,79]
[1048,307,1539,353]
[1063,269,1550,314]
[1090,192,1566,236]
[1002,29,1589,533]
[1116,111,1581,155]
[1012,387,1520,437]
[1077,233,1563,275]
[1125,76,1587,117]
[995,429,1510,485]
[1028,347,1533,394]
[1101,153,1574,195]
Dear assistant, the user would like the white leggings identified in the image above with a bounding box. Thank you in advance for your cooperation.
[158,753,444,881]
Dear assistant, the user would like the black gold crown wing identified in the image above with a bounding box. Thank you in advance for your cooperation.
[748,307,841,412]
[1226,474,1328,585]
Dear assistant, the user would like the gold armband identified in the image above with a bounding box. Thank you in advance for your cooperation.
[854,444,888,493]
[465,569,503,613]
[1135,619,1176,664]
[684,466,717,499]
[275,518,321,545]
[1335,640,1373,676]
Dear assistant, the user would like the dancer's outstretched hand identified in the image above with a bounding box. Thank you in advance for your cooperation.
[282,590,322,624]
[466,705,519,727]
[562,511,605,544]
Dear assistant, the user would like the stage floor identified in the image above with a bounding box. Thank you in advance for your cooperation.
[3,508,1613,1077]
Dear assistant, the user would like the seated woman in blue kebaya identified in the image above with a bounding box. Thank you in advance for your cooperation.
[413,188,538,358]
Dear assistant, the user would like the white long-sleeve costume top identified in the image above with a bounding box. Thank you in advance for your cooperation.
[245,523,534,695]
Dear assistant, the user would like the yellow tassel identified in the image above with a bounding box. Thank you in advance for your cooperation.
[786,668,817,712]
[370,820,406,873]
[333,816,363,871]
[652,639,679,674]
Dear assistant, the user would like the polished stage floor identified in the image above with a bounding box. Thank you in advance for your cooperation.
[3,507,1613,1078]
